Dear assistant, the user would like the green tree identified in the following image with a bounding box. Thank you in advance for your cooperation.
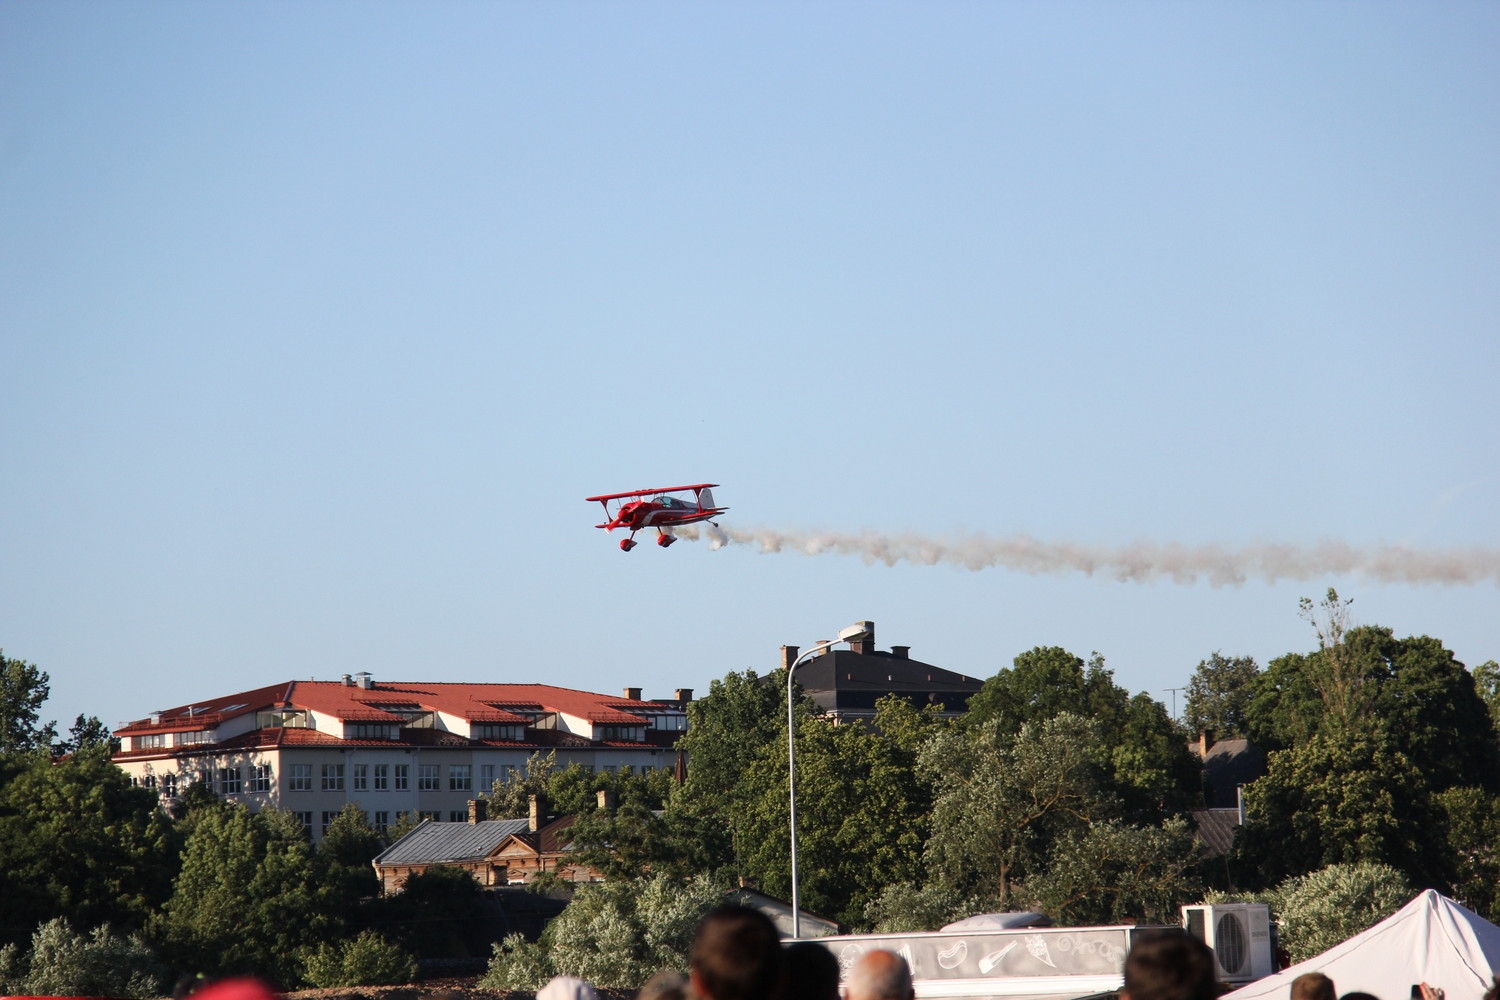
[303,930,416,987]
[481,872,726,989]
[1473,661,1500,729]
[56,715,116,758]
[920,713,1112,912]
[155,806,337,986]
[1265,862,1412,963]
[1183,653,1259,738]
[735,707,930,928]
[964,647,1129,735]
[1436,786,1500,921]
[1231,732,1446,889]
[0,651,57,754]
[0,752,176,947]
[0,918,165,999]
[317,803,384,925]
[374,864,491,959]
[1022,817,1202,924]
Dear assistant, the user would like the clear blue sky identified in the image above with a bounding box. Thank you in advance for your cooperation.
[3,2,1496,733]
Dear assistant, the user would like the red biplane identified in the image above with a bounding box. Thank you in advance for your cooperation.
[585,483,728,551]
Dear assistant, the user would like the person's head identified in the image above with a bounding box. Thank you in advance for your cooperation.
[846,950,915,1000]
[689,905,783,1000]
[782,942,841,1000]
[1119,932,1217,1000]
[1338,993,1381,1000]
[1291,973,1337,1000]
[638,970,688,1000]
[537,977,599,1000]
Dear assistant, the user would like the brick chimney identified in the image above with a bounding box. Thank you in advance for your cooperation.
[528,794,546,832]
[624,687,642,701]
[891,645,910,660]
[468,798,487,824]
[597,788,616,811]
[674,688,693,706]
[847,621,876,655]
[780,645,799,672]
[1198,730,1216,758]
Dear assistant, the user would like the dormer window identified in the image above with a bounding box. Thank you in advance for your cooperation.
[134,733,165,750]
[178,730,213,745]
[474,724,524,740]
[597,725,645,742]
[348,723,399,740]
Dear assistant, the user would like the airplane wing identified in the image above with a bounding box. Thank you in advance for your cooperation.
[585,483,720,503]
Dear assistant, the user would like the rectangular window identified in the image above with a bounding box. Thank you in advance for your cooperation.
[294,811,313,833]
[353,764,368,791]
[394,764,409,790]
[247,764,271,793]
[418,764,440,791]
[217,766,242,794]
[134,733,165,750]
[373,811,389,834]
[178,729,213,745]
[322,764,344,791]
[474,724,523,740]
[290,764,313,791]
[419,810,440,822]
[321,811,338,836]
[449,810,466,823]
[161,773,177,797]
[449,764,471,791]
[479,764,495,791]
[374,764,389,791]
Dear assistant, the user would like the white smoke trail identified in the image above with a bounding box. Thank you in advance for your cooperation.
[669,525,1500,587]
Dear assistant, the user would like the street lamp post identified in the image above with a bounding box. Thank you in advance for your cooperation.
[787,621,873,939]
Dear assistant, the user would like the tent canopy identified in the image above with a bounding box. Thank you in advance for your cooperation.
[1224,891,1500,999]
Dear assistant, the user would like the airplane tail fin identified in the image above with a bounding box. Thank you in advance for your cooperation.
[698,487,717,509]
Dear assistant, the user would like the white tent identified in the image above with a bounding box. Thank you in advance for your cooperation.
[1224,890,1500,1000]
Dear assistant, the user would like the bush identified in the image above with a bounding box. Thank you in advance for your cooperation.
[1267,862,1412,963]
[303,930,417,987]
[481,873,727,989]
[0,918,165,998]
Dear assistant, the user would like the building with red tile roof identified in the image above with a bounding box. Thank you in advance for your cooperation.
[112,673,691,842]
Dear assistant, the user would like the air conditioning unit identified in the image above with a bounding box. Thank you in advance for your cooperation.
[1182,903,1274,983]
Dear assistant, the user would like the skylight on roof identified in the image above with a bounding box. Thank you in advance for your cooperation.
[220,704,247,712]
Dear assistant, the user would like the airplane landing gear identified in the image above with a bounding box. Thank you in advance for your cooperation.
[657,534,676,548]
[620,538,637,552]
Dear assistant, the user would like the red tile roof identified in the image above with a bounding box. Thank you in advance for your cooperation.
[117,680,666,735]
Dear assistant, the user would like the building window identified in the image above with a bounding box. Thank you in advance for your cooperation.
[474,724,523,740]
[178,729,213,745]
[142,773,157,790]
[217,766,241,795]
[350,724,398,740]
[161,773,177,797]
[247,764,271,793]
[322,764,344,791]
[449,810,466,823]
[449,765,471,791]
[353,764,368,791]
[418,765,440,791]
[479,764,495,791]
[374,764,388,790]
[373,811,389,834]
[321,811,339,836]
[134,733,165,750]
[418,810,440,822]
[290,764,313,791]
[651,714,687,731]
[294,811,313,833]
[598,725,645,742]
[394,764,409,790]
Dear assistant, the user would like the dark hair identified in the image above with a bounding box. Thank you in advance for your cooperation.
[690,905,783,1000]
[1122,932,1217,1000]
[781,942,840,1000]
[1291,973,1337,1000]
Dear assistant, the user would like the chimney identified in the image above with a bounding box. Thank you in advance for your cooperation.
[528,794,546,832]
[1198,730,1216,758]
[674,688,693,706]
[847,621,876,655]
[597,788,616,811]
[341,674,354,687]
[355,671,373,689]
[891,646,910,660]
[624,687,642,701]
[780,645,799,672]
[468,799,487,824]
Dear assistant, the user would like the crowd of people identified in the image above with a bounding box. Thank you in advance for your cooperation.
[519,904,1500,1000]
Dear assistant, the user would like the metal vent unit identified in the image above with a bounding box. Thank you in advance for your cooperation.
[1182,902,1275,983]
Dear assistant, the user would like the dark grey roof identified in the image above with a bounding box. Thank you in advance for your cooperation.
[1190,808,1242,856]
[373,818,531,866]
[1197,738,1268,809]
